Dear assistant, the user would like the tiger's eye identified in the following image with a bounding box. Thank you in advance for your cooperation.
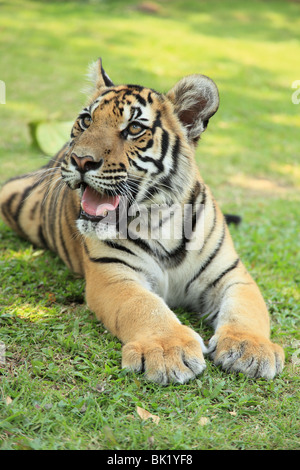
[83,115,92,127]
[128,123,143,135]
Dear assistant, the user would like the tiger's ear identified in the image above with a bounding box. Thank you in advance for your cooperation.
[88,58,114,90]
[167,74,219,143]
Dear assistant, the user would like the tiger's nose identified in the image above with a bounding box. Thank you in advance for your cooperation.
[71,153,103,173]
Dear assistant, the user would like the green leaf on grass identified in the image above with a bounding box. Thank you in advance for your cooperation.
[29,120,73,155]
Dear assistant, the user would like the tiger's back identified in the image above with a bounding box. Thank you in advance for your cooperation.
[0,150,84,275]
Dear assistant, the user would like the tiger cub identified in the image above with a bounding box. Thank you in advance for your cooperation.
[0,59,284,384]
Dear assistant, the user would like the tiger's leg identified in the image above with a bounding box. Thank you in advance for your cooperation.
[84,257,206,385]
[207,264,285,379]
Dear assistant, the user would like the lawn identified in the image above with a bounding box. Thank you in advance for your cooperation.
[0,0,299,451]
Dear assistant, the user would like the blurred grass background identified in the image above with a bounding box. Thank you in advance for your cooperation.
[0,0,299,450]
[1,0,300,189]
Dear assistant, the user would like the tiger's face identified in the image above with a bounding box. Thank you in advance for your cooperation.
[61,59,219,238]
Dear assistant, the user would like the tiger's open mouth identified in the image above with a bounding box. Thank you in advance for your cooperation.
[79,184,121,223]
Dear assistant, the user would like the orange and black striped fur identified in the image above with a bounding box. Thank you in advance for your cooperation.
[0,60,284,384]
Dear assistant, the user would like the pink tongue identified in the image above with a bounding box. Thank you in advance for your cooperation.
[81,186,120,217]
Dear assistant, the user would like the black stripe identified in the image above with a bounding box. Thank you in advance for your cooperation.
[128,157,147,173]
[38,224,49,249]
[207,310,220,324]
[4,192,18,210]
[158,237,187,269]
[185,221,226,293]
[152,110,162,131]
[179,181,204,244]
[210,258,240,288]
[69,192,84,275]
[138,138,154,151]
[126,85,145,92]
[103,240,137,257]
[29,201,39,220]
[46,182,60,253]
[121,87,147,106]
[131,181,205,270]
[189,181,203,231]
[198,199,216,254]
[199,183,206,206]
[14,179,41,222]
[161,129,169,160]
[134,94,146,107]
[5,179,43,239]
[130,106,143,120]
[142,130,170,195]
[197,259,239,316]
[221,281,254,297]
[58,187,74,271]
[63,189,78,271]
[55,148,67,165]
[4,173,34,184]
[170,136,180,174]
[127,236,153,256]
[82,232,139,270]
[115,308,121,336]
[100,89,122,98]
[159,136,180,187]
[98,174,126,181]
[1,192,19,227]
[103,168,126,174]
[88,256,141,272]
[43,185,53,250]
[138,153,164,172]
[144,184,160,198]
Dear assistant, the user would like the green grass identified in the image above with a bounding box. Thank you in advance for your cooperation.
[0,0,299,450]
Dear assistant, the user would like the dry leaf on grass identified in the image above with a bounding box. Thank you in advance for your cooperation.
[6,396,13,405]
[136,406,160,424]
[198,417,210,426]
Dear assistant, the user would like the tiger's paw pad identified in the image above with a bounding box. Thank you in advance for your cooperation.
[208,327,284,379]
[122,326,206,385]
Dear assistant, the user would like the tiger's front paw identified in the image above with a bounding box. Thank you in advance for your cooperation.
[122,325,206,385]
[208,326,285,379]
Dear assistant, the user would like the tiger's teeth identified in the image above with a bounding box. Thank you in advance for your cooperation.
[102,210,108,217]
